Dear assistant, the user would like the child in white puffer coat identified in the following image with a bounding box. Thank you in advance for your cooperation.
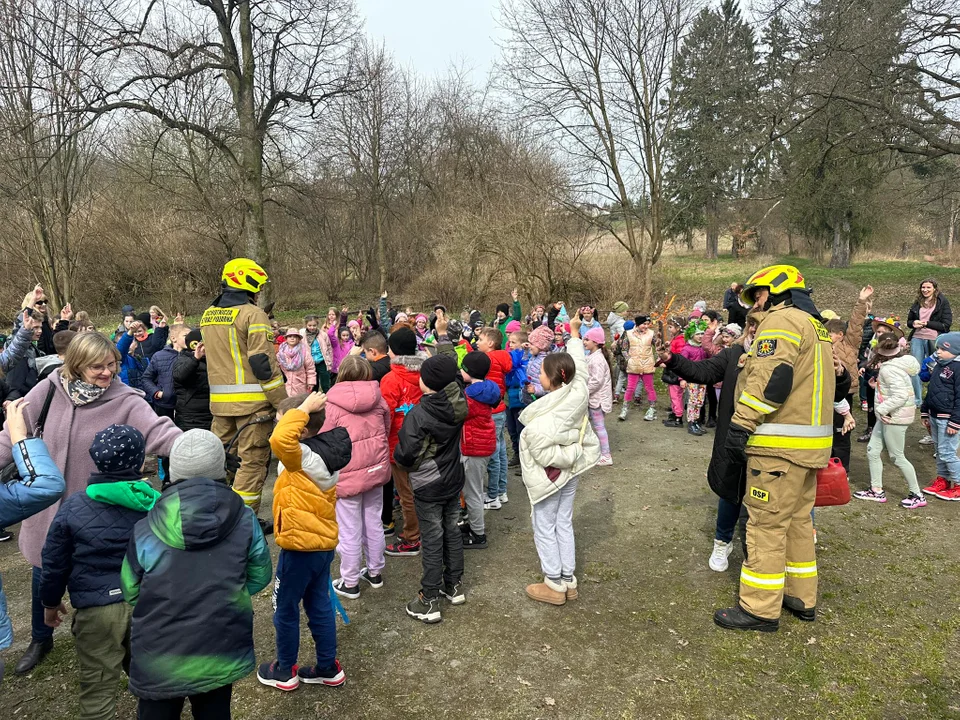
[855,333,925,508]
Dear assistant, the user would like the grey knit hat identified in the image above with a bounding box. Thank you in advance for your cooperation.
[169,429,226,482]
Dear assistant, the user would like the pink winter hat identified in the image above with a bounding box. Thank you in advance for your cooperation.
[584,327,606,345]
[689,308,703,320]
[529,325,554,352]
[347,319,360,329]
[505,320,522,334]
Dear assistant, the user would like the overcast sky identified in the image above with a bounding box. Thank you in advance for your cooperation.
[354,0,504,79]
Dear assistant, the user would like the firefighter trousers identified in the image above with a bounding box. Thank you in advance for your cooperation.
[739,455,818,620]
[212,411,273,514]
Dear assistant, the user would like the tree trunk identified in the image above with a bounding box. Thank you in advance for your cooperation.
[949,197,956,254]
[374,202,386,292]
[237,0,271,304]
[705,200,718,259]
[829,225,850,268]
[29,209,63,309]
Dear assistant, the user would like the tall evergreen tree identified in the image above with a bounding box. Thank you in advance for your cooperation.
[666,0,759,259]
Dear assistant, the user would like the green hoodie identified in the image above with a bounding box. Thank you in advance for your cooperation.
[87,479,161,512]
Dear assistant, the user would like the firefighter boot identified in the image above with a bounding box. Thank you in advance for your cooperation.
[714,605,779,633]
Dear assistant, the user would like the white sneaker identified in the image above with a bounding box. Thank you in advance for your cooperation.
[499,493,509,504]
[484,497,502,510]
[708,539,733,572]
[643,406,657,422]
[919,435,935,445]
[597,455,613,466]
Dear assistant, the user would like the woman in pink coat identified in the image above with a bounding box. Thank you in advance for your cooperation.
[323,356,392,599]
[276,329,315,395]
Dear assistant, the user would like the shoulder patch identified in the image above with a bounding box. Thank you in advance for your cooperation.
[755,338,777,358]
[810,317,831,343]
[200,307,240,326]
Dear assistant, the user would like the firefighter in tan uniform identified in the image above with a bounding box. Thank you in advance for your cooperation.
[201,258,286,533]
[715,265,835,632]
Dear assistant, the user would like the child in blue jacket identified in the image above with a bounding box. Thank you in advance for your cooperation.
[504,330,530,464]
[920,332,960,500]
[0,399,65,686]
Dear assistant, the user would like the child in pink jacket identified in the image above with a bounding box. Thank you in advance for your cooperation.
[276,330,316,395]
[583,327,613,465]
[327,311,355,381]
[323,356,392,599]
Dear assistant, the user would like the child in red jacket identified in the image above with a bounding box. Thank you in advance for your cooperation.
[459,352,500,549]
[476,328,513,510]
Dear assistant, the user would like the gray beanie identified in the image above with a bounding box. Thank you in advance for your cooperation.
[169,429,226,482]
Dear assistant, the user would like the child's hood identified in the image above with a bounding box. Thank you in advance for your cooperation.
[298,426,352,491]
[420,382,468,425]
[465,379,501,406]
[148,477,245,551]
[326,380,383,414]
[885,354,920,377]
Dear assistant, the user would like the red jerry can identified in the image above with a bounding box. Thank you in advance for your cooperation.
[815,457,850,507]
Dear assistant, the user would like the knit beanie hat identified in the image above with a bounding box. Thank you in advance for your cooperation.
[421,354,458,392]
[505,320,522,334]
[89,425,145,477]
[689,308,703,320]
[170,429,226,482]
[185,328,203,350]
[623,320,636,331]
[693,300,707,312]
[529,325,554,352]
[722,323,743,338]
[136,312,152,326]
[613,301,629,314]
[936,332,960,353]
[496,302,510,316]
[584,327,606,345]
[634,315,650,326]
[388,326,417,356]
[394,311,409,323]
[462,351,491,380]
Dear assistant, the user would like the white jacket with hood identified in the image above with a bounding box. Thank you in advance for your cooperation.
[519,337,600,505]
[876,354,921,425]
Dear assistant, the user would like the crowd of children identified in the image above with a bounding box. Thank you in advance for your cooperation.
[0,277,956,717]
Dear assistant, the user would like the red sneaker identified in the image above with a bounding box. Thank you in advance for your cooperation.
[923,476,949,496]
[385,538,420,557]
[934,484,960,501]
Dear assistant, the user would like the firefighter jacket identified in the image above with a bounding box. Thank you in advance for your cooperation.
[731,303,836,469]
[200,290,286,417]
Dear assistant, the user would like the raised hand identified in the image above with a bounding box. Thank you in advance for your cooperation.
[60,303,73,321]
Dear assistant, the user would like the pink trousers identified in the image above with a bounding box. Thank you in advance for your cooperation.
[335,486,386,586]
[624,373,656,404]
[669,385,684,417]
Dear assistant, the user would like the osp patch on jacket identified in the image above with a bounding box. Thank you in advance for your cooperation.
[755,337,777,358]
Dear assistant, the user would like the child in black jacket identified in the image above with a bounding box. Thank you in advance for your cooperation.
[394,354,468,624]
[171,329,212,432]
[40,425,160,720]
[920,332,960,500]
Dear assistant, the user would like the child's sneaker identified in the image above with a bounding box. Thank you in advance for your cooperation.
[462,530,487,549]
[934,484,960,501]
[919,434,935,445]
[900,493,927,509]
[708,539,733,572]
[484,496,502,510]
[499,493,509,504]
[597,455,613,466]
[382,521,395,536]
[440,581,466,605]
[853,488,887,503]
[385,538,420,557]
[861,400,869,411]
[360,567,383,588]
[257,661,300,691]
[406,592,442,623]
[297,659,346,687]
[923,476,949,496]
[332,578,360,599]
[644,406,657,421]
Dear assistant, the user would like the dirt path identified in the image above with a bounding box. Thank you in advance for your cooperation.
[2,408,958,719]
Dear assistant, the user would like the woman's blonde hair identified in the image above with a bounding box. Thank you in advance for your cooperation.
[62,332,122,382]
[337,355,372,382]
[21,290,45,311]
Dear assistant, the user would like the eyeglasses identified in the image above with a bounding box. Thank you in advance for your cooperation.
[88,362,118,373]
[34,300,47,306]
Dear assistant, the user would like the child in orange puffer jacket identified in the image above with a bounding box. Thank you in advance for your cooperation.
[257,392,352,693]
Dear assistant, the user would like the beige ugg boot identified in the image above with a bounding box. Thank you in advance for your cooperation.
[525,577,567,606]
[564,575,578,600]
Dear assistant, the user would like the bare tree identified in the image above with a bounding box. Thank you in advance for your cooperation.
[499,0,697,304]
[0,0,103,307]
[81,0,360,301]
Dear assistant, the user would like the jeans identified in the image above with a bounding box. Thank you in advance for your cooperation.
[930,418,960,482]
[531,476,579,581]
[272,549,336,671]
[414,495,464,598]
[505,405,524,458]
[335,487,386,587]
[32,565,53,642]
[911,338,935,402]
[486,411,507,499]
[715,497,742,544]
[137,684,232,720]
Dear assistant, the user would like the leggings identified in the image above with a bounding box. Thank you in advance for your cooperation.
[686,384,706,423]
[588,407,610,457]
[624,373,656,404]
